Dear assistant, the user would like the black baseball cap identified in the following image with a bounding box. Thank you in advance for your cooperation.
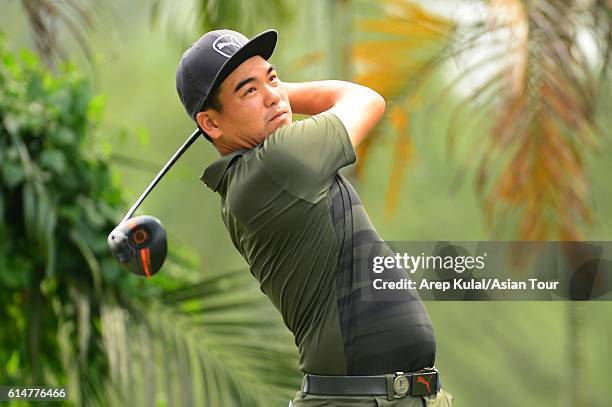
[176,29,278,121]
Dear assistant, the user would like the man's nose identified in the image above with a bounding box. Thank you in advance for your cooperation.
[263,84,281,107]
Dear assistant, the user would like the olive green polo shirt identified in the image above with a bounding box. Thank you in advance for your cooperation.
[201,112,435,375]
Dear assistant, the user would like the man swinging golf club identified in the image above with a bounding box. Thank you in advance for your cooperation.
[175,29,454,406]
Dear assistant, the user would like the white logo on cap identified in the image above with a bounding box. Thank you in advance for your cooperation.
[212,35,243,58]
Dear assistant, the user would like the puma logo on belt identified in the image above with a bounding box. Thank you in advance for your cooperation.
[416,375,432,393]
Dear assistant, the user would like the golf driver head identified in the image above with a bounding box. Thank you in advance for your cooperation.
[107,215,167,277]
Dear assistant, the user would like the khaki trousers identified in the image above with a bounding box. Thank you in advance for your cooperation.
[290,388,454,406]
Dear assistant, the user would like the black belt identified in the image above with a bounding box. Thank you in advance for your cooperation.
[302,368,440,400]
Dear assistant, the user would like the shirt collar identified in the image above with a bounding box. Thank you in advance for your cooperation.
[200,149,248,192]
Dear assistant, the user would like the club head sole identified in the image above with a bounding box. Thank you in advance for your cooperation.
[108,215,167,277]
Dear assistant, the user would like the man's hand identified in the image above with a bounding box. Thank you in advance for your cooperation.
[284,81,385,148]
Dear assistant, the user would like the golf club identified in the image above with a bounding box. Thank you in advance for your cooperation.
[107,128,204,277]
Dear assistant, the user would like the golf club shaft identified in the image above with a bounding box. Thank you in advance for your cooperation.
[121,128,203,223]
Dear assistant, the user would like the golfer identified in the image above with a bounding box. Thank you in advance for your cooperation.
[176,29,454,406]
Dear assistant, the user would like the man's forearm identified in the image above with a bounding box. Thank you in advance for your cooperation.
[284,80,362,116]
[284,80,385,147]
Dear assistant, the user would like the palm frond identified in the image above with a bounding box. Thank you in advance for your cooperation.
[450,0,607,240]
[354,1,454,102]
[98,267,300,406]
[151,0,296,40]
[352,0,454,192]
[384,106,413,219]
[20,0,100,66]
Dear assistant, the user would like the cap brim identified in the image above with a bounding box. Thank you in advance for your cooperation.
[203,30,278,109]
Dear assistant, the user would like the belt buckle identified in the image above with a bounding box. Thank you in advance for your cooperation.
[410,368,438,396]
[393,372,409,398]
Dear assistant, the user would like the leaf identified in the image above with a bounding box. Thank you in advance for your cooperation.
[70,228,102,295]
[384,106,413,219]
[100,300,130,389]
[0,188,4,227]
[6,351,20,376]
[68,284,92,368]
[32,184,58,275]
[1,161,25,188]
[87,94,106,123]
[44,204,57,278]
[79,196,106,228]
[57,311,82,406]
[23,182,36,242]
[0,254,31,289]
[39,149,67,174]
[50,127,76,146]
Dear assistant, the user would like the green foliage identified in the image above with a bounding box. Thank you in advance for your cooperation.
[0,37,300,406]
[0,35,146,398]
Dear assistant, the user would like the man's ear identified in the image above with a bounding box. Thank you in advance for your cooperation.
[196,111,222,140]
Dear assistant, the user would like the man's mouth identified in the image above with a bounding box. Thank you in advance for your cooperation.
[269,111,288,122]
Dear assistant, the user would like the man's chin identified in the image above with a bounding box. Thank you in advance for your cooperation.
[268,118,291,134]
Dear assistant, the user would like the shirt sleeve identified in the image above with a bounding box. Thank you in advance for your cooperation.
[258,111,356,203]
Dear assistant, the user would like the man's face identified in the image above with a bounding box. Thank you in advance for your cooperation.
[201,55,292,150]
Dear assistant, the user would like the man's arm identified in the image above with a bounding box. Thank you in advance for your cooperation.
[284,81,385,148]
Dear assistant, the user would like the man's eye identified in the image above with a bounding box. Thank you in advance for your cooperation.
[244,87,256,96]
[269,74,278,82]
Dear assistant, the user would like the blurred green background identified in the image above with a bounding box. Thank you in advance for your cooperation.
[1,0,611,406]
